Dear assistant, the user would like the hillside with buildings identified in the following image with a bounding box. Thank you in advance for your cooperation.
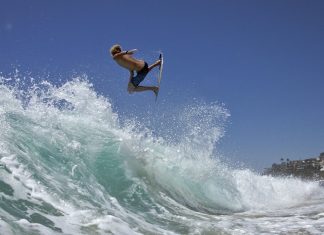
[263,152,324,180]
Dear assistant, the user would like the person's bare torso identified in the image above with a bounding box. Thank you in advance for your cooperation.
[114,54,145,72]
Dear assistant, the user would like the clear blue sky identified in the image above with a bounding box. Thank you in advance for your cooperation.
[1,0,324,170]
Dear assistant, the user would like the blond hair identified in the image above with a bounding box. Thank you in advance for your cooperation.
[110,44,122,56]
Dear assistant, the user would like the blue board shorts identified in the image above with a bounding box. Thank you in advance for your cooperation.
[131,62,149,87]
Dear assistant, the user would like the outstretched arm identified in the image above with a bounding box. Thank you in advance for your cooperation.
[113,49,138,59]
[126,49,138,54]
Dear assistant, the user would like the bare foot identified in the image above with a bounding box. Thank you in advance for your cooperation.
[153,86,159,96]
[157,60,162,69]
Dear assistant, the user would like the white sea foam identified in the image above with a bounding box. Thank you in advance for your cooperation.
[0,75,323,234]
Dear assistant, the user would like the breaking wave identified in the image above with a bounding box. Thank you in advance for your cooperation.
[0,74,323,234]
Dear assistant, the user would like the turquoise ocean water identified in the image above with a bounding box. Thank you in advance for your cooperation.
[1,76,324,234]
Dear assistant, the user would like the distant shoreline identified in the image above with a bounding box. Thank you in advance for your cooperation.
[263,152,324,180]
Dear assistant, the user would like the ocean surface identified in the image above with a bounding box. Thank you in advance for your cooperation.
[1,76,324,235]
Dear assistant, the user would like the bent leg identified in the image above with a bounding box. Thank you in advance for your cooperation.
[128,82,159,95]
[134,85,159,94]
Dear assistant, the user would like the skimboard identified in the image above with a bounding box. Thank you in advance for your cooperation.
[155,53,164,102]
